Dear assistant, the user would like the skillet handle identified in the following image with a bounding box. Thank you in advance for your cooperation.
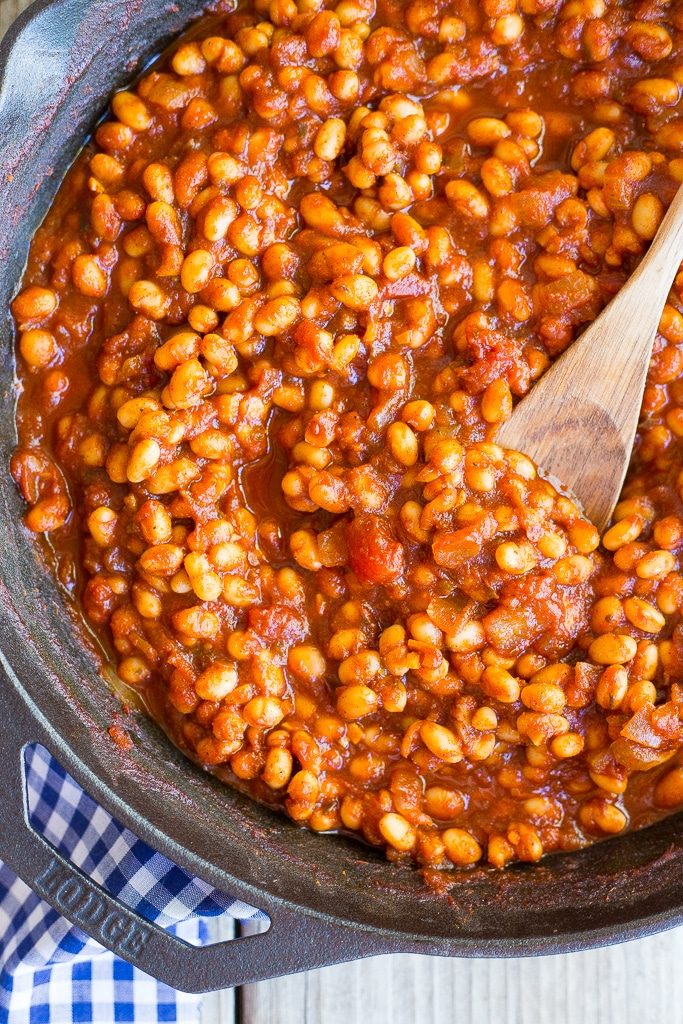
[0,674,396,992]
[7,844,392,992]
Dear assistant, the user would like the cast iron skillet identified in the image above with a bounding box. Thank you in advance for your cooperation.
[0,0,682,995]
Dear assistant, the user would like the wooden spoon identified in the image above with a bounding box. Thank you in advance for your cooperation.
[496,184,683,532]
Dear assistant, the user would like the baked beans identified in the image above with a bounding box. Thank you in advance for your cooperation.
[10,0,683,873]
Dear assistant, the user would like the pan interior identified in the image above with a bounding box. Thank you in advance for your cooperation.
[0,0,680,950]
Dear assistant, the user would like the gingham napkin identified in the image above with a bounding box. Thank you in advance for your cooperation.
[0,743,262,1023]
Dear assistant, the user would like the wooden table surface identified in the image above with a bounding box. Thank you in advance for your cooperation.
[235,931,683,1024]
[2,1,682,1020]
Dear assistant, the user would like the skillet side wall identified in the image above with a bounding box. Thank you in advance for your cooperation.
[0,0,681,960]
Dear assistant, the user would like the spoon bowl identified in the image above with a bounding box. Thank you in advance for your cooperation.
[497,183,683,532]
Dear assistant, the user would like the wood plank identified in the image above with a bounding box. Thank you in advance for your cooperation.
[200,917,237,1024]
[240,926,683,1024]
[0,0,26,36]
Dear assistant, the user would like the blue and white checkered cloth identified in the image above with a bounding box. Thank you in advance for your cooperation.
[0,743,261,1023]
